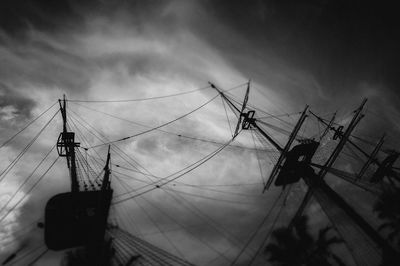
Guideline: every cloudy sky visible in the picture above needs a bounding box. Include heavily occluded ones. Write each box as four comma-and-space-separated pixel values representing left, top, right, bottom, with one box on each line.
1, 0, 399, 265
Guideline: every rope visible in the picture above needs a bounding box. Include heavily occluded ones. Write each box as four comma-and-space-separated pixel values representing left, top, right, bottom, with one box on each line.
250, 130, 266, 187
115, 176, 187, 260
70, 99, 272, 152
230, 191, 283, 265
0, 109, 59, 184
0, 101, 57, 150
247, 191, 286, 266
87, 94, 220, 148
221, 96, 234, 137
0, 144, 56, 216
138, 195, 233, 263
0, 156, 59, 223
67, 85, 212, 102
112, 137, 233, 204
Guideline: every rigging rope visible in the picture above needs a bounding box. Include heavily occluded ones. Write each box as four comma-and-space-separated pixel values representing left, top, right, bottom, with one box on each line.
221, 96, 234, 137
0, 109, 59, 184
70, 98, 272, 151
138, 194, 233, 263
0, 156, 59, 224
112, 137, 234, 204
115, 176, 187, 260
0, 101, 57, 150
87, 94, 220, 149
0, 144, 56, 217
229, 190, 284, 265
67, 85, 212, 103
247, 188, 289, 266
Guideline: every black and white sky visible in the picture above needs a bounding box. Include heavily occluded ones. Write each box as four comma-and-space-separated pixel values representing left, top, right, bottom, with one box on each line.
1, 1, 400, 265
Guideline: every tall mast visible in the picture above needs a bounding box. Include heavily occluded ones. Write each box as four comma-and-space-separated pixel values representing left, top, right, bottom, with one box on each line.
101, 145, 112, 191
57, 95, 80, 192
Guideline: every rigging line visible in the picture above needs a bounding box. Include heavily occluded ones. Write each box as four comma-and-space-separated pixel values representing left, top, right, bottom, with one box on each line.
169, 183, 265, 198
71, 99, 271, 152
223, 91, 295, 127
253, 126, 281, 162
221, 96, 234, 137
247, 189, 287, 266
0, 143, 56, 217
115, 165, 266, 198
115, 176, 188, 260
159, 185, 262, 260
27, 248, 49, 266
67, 84, 212, 102
250, 130, 266, 187
0, 156, 59, 224
253, 128, 280, 162
117, 174, 265, 204
176, 134, 274, 152
139, 194, 233, 264
230, 191, 284, 266
112, 138, 233, 205
72, 101, 219, 188
100, 156, 264, 189
113, 136, 234, 199
114, 230, 187, 266
87, 94, 220, 149
67, 115, 103, 174
161, 187, 257, 205
255, 119, 299, 139
159, 187, 260, 261
0, 101, 58, 150
0, 109, 59, 184
256, 112, 302, 120
68, 109, 149, 175
175, 182, 264, 187
114, 185, 144, 237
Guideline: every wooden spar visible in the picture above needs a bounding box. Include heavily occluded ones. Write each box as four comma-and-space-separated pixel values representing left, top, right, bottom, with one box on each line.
233, 82, 250, 138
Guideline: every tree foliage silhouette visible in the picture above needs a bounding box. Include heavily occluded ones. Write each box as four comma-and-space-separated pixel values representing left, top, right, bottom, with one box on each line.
265, 215, 345, 266
374, 187, 400, 248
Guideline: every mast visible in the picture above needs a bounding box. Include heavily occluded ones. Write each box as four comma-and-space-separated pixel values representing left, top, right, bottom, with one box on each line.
101, 145, 112, 191
57, 95, 80, 192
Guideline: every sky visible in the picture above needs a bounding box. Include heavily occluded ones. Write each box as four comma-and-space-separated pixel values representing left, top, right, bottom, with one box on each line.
0, 0, 399, 265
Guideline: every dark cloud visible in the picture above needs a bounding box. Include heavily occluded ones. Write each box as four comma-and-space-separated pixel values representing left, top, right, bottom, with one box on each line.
0, 0, 83, 36
0, 82, 36, 120
203, 0, 399, 92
